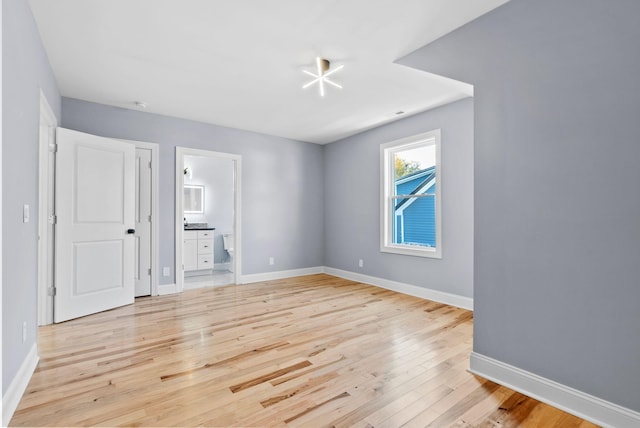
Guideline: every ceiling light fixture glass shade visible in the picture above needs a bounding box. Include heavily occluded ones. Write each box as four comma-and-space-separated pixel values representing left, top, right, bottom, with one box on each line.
302, 57, 343, 97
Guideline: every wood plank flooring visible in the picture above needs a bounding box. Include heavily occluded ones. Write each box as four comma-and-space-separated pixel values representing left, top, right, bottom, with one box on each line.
10, 274, 598, 427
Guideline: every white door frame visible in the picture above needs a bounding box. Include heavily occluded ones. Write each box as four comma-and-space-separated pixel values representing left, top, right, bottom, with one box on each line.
122, 139, 160, 297
175, 147, 242, 292
37, 90, 57, 325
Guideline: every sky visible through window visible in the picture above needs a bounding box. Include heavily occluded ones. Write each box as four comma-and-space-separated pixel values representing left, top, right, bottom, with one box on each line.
394, 145, 436, 180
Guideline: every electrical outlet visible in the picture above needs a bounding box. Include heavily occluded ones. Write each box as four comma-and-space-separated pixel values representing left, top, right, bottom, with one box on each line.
22, 321, 27, 343
269, 257, 275, 266
162, 267, 170, 277
358, 259, 364, 268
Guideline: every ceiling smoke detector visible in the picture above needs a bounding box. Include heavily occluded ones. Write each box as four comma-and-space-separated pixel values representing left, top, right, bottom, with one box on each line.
302, 57, 344, 97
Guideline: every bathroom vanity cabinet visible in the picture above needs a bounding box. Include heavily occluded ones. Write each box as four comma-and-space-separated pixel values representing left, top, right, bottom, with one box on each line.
184, 229, 214, 271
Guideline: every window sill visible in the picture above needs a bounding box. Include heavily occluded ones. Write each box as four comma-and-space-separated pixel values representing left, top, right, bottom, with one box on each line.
380, 244, 442, 259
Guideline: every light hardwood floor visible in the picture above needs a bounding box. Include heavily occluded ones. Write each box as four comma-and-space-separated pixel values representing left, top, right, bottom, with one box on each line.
10, 274, 597, 427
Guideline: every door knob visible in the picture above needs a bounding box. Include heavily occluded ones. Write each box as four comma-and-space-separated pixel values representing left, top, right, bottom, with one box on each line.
127, 229, 136, 234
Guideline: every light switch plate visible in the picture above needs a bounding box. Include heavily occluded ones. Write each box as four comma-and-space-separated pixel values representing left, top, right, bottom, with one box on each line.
23, 204, 30, 223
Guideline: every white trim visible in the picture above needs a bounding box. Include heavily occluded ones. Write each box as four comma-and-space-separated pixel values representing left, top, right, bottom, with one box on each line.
122, 139, 160, 297
0, 8, 3, 422
2, 343, 39, 427
470, 352, 640, 428
157, 283, 178, 296
176, 147, 242, 294
37, 91, 57, 325
240, 267, 324, 284
175, 148, 183, 292
380, 130, 442, 259
323, 267, 473, 310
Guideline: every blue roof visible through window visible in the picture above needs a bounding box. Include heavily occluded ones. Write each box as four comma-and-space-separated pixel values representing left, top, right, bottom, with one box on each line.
394, 166, 435, 211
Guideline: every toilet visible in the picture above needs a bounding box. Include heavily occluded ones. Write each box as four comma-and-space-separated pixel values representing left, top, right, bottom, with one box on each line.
222, 233, 234, 272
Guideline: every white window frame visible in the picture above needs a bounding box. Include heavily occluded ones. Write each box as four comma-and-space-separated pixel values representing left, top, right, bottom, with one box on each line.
380, 129, 442, 258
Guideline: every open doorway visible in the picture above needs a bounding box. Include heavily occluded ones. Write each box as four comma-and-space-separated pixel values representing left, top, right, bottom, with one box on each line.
174, 147, 241, 292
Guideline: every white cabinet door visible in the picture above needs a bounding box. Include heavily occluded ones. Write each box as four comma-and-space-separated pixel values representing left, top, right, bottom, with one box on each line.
54, 128, 135, 322
183, 237, 198, 271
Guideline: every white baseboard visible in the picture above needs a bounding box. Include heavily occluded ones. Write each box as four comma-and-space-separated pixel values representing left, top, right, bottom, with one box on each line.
470, 352, 640, 428
240, 266, 324, 284
157, 283, 177, 296
2, 343, 39, 427
164, 267, 472, 313
323, 267, 473, 310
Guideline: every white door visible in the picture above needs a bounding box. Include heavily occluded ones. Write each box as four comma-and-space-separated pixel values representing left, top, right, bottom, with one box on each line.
54, 128, 135, 322
134, 148, 152, 297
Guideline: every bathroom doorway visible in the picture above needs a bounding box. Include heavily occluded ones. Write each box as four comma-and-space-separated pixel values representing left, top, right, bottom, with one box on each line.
175, 147, 241, 292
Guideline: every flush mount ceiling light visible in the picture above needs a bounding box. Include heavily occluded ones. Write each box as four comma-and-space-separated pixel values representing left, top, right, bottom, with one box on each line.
302, 57, 344, 97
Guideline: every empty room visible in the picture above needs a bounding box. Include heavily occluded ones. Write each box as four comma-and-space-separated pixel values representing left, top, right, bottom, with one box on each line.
2, 0, 639, 426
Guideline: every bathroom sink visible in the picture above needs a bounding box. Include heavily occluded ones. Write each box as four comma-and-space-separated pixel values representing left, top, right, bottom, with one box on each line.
184, 223, 211, 230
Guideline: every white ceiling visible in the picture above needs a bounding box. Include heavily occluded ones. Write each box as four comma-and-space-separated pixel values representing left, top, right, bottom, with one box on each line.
28, 0, 509, 144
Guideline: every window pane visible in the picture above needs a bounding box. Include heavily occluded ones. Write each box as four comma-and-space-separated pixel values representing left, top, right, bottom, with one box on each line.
391, 194, 437, 248
392, 144, 437, 248
394, 145, 436, 182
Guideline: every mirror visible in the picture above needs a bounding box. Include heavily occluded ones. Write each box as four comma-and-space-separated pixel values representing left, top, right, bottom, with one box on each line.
184, 185, 204, 214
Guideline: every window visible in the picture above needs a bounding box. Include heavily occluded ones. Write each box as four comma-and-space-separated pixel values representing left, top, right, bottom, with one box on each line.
380, 130, 441, 258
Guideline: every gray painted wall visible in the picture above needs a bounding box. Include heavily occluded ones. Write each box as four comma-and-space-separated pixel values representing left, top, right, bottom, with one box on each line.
184, 155, 235, 265
324, 98, 474, 298
399, 0, 640, 412
61, 97, 324, 283
2, 0, 61, 394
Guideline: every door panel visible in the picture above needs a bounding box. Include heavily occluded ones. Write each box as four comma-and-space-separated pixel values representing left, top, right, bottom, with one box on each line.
54, 128, 135, 323
75, 145, 125, 223
73, 240, 124, 294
